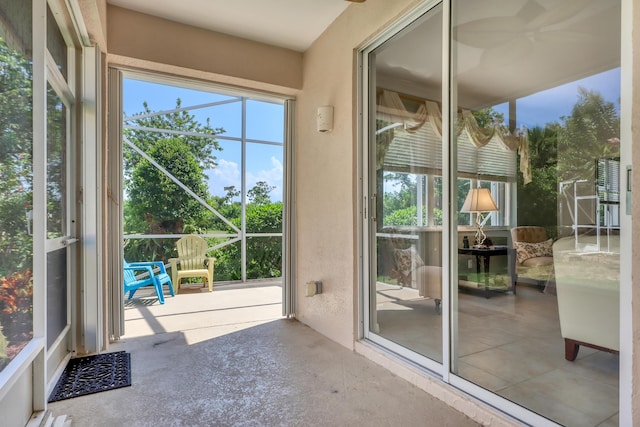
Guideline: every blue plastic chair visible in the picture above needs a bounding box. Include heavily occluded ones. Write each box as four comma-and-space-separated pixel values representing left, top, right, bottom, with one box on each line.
124, 260, 174, 304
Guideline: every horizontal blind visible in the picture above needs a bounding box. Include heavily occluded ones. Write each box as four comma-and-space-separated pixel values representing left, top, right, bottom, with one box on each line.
382, 118, 516, 182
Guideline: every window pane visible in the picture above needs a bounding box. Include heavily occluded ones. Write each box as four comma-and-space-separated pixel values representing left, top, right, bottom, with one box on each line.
47, 83, 67, 239
246, 100, 284, 142
452, 1, 620, 424
0, 0, 33, 373
369, 4, 443, 363
47, 5, 67, 80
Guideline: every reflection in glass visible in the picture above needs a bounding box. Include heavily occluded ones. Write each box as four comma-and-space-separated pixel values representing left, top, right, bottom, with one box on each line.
47, 83, 66, 239
369, 5, 443, 362
0, 0, 33, 372
452, 1, 620, 425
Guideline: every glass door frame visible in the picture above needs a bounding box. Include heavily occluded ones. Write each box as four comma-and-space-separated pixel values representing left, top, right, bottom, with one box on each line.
44, 36, 76, 356
358, 0, 632, 425
358, 0, 447, 378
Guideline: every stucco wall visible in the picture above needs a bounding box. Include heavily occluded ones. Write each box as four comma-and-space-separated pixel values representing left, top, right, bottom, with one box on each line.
78, 0, 107, 51
106, 5, 303, 91
294, 0, 421, 349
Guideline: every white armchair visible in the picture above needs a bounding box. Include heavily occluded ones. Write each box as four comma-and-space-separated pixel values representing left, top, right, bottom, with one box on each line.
552, 235, 619, 360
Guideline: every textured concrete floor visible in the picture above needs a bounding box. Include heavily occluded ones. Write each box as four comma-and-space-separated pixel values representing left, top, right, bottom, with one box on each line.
48, 282, 480, 426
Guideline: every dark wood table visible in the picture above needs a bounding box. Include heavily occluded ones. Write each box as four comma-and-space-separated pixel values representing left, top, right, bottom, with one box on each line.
458, 246, 515, 297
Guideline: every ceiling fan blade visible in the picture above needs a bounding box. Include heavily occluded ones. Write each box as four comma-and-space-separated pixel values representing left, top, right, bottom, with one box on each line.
455, 16, 525, 49
525, 0, 594, 30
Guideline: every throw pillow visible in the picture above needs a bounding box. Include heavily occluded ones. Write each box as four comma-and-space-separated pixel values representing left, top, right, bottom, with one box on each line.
393, 247, 425, 277
514, 239, 553, 264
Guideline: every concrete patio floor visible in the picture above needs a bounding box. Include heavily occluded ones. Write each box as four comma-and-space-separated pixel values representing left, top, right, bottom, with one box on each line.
48, 281, 481, 426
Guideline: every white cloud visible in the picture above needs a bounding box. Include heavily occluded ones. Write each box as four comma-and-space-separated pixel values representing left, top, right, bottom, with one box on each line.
247, 156, 283, 201
207, 157, 284, 202
208, 158, 241, 197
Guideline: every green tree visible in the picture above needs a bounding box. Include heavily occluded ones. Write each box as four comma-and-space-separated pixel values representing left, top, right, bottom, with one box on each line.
0, 37, 33, 278
557, 88, 620, 183
123, 100, 223, 261
247, 181, 275, 205
517, 125, 559, 235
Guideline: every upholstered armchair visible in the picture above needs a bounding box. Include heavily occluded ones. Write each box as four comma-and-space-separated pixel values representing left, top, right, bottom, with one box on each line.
553, 235, 620, 360
510, 226, 555, 291
391, 247, 442, 313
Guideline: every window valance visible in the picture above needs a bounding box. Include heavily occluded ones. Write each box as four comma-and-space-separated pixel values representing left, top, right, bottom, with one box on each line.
376, 90, 531, 184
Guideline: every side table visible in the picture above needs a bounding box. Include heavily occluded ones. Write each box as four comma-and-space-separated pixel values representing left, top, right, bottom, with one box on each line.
458, 246, 516, 297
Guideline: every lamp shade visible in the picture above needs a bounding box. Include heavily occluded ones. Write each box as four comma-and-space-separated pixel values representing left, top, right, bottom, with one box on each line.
461, 188, 498, 213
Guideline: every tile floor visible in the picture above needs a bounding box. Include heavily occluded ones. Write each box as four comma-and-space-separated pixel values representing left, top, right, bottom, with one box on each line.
375, 282, 619, 427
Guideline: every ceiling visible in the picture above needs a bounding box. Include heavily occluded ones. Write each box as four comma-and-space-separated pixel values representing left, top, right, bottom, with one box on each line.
107, 0, 353, 52
107, 0, 620, 108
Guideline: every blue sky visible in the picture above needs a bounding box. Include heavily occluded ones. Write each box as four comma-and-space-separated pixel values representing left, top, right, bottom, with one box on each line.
493, 68, 621, 129
123, 78, 284, 202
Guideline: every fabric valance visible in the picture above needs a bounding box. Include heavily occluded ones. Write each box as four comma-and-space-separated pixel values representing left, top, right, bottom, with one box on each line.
376, 90, 531, 184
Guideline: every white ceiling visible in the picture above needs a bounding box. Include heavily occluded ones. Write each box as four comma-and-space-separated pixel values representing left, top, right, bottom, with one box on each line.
107, 0, 352, 52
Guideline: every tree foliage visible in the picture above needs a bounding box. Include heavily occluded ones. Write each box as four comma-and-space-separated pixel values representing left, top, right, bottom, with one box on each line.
0, 37, 33, 278
123, 99, 283, 280
123, 100, 224, 260
557, 88, 620, 183
517, 125, 559, 235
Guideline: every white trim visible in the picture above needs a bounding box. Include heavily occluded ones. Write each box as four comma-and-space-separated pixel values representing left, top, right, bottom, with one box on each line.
32, 0, 48, 413
618, 0, 633, 424
441, 0, 452, 383
81, 45, 102, 353
0, 338, 45, 401
282, 99, 296, 317
122, 68, 291, 104
107, 67, 125, 340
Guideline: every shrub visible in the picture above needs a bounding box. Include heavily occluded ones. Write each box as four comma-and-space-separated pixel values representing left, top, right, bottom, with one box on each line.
0, 326, 7, 370
0, 269, 33, 342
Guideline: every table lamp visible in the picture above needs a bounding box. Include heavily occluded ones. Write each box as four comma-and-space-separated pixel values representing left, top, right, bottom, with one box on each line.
461, 187, 498, 246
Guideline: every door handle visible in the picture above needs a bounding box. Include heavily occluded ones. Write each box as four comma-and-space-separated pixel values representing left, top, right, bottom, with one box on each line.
62, 238, 79, 246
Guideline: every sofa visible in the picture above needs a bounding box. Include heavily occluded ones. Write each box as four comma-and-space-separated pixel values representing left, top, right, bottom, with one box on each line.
511, 226, 555, 292
552, 235, 620, 360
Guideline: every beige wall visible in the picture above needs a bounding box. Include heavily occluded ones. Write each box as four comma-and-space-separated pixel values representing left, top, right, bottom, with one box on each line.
294, 0, 420, 348
107, 5, 303, 91
78, 0, 107, 51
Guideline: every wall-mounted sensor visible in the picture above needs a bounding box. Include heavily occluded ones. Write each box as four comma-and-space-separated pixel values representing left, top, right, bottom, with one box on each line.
317, 106, 333, 132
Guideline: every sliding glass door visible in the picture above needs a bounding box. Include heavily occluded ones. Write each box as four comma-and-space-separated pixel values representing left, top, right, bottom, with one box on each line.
451, 1, 620, 425
363, 0, 622, 424
366, 3, 444, 365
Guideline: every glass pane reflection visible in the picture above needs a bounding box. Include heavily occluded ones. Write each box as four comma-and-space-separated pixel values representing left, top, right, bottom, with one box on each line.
47, 83, 67, 239
369, 4, 443, 363
452, 1, 620, 425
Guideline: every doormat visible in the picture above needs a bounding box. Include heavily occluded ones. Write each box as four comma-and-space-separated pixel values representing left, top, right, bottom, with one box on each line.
48, 351, 131, 402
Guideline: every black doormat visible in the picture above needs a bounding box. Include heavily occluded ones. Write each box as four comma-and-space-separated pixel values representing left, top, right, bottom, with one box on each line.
48, 351, 131, 402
